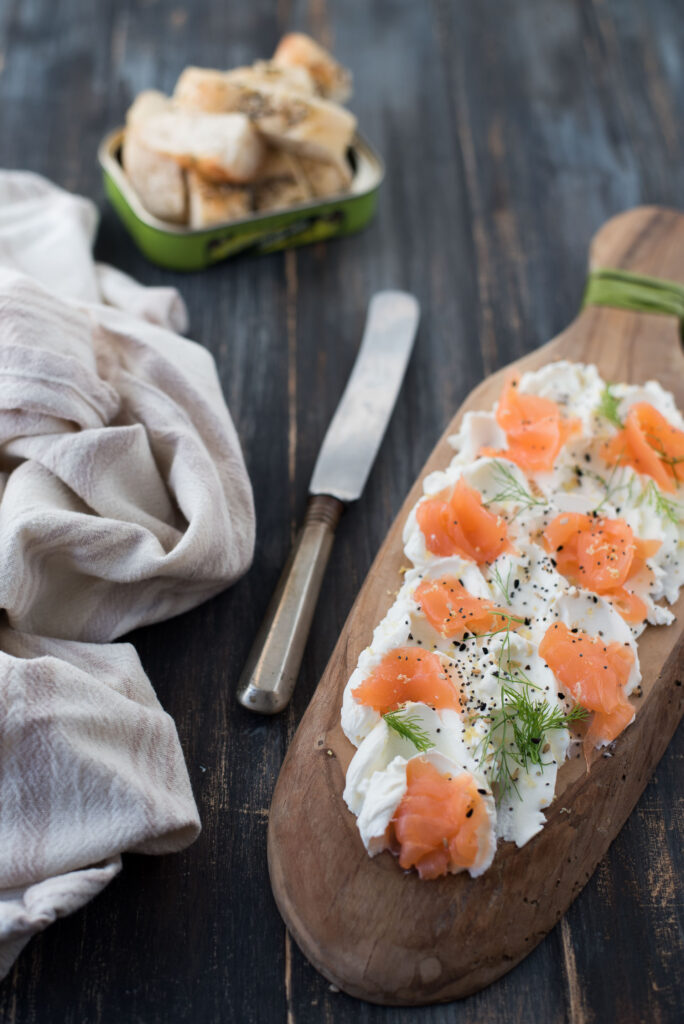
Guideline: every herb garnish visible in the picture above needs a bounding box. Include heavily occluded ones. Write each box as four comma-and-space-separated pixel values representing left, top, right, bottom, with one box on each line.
644, 432, 684, 485
490, 561, 514, 605
589, 458, 633, 514
470, 611, 526, 667
638, 479, 684, 525
597, 384, 623, 429
479, 684, 588, 800
383, 706, 434, 752
470, 614, 587, 802
486, 460, 548, 518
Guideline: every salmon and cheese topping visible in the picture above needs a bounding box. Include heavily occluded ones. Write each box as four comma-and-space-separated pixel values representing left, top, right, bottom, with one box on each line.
342, 361, 684, 878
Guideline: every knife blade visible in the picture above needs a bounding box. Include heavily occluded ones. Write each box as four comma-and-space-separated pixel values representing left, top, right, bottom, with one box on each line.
309, 291, 421, 501
237, 290, 420, 714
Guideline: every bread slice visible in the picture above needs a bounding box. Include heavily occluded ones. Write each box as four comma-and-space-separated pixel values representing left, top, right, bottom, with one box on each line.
235, 60, 316, 96
174, 69, 356, 166
122, 92, 188, 223
272, 33, 352, 102
173, 64, 312, 114
298, 154, 352, 197
122, 131, 188, 223
252, 148, 312, 213
141, 109, 266, 184
125, 89, 173, 127
187, 170, 252, 227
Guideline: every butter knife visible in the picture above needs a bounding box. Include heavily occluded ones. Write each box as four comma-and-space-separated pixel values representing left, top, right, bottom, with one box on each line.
237, 290, 420, 714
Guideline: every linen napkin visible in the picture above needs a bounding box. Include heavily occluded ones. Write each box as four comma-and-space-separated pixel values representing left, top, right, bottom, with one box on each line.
0, 172, 255, 977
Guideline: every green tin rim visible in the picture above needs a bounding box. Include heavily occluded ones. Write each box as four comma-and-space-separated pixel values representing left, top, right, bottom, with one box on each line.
99, 127, 384, 271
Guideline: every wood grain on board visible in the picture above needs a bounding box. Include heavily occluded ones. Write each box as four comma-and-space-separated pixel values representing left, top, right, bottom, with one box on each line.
0, 1, 682, 1022
268, 206, 684, 1004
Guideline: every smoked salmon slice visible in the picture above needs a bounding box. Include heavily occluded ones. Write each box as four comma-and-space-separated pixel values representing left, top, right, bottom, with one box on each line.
391, 758, 493, 879
603, 588, 649, 624
539, 622, 635, 758
481, 375, 581, 472
543, 513, 660, 624
352, 647, 463, 714
603, 402, 684, 494
414, 576, 516, 639
416, 478, 512, 562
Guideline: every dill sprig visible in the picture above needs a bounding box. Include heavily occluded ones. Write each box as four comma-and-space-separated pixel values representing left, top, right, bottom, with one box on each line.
471, 611, 525, 643
638, 479, 683, 525
383, 706, 434, 753
468, 612, 526, 665
486, 460, 547, 517
589, 458, 633, 514
470, 614, 587, 803
470, 611, 534, 695
645, 431, 684, 486
597, 384, 623, 429
480, 685, 588, 800
490, 561, 513, 605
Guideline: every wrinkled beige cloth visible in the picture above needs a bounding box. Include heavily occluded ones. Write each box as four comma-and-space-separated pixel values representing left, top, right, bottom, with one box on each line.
0, 172, 255, 977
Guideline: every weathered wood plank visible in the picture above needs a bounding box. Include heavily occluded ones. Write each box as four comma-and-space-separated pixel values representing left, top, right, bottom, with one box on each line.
0, 0, 681, 1021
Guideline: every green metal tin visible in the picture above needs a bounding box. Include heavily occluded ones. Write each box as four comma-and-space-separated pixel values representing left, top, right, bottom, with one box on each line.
98, 129, 384, 271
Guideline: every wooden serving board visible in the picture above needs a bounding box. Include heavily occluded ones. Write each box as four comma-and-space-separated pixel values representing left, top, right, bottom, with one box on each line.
267, 207, 684, 1005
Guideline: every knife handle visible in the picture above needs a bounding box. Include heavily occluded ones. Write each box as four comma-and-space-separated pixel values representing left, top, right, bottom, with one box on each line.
237, 495, 345, 714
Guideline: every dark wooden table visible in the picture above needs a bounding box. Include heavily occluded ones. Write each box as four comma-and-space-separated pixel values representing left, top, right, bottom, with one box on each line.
1, 1, 682, 1021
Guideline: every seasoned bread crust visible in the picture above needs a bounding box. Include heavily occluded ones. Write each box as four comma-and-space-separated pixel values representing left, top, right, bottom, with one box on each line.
140, 109, 266, 184
298, 154, 352, 197
187, 170, 252, 227
122, 102, 188, 223
252, 148, 312, 212
272, 33, 352, 102
174, 68, 356, 165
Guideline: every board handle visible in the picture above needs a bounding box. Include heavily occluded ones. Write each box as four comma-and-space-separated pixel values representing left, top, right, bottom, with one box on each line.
588, 206, 684, 290
237, 495, 344, 714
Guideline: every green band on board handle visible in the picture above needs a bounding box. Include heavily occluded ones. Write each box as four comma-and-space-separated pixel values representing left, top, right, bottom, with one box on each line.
583, 268, 684, 320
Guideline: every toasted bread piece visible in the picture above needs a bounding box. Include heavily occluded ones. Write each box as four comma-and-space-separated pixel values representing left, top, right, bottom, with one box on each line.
174, 70, 356, 165
123, 91, 189, 222
236, 60, 316, 95
187, 170, 252, 227
253, 177, 309, 214
141, 109, 266, 184
257, 147, 311, 185
272, 33, 352, 102
125, 89, 174, 127
122, 129, 188, 223
298, 154, 352, 197
172, 68, 233, 115
252, 148, 312, 212
173, 65, 312, 114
